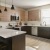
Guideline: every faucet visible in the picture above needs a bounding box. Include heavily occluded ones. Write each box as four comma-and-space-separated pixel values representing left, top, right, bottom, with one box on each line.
43, 21, 46, 26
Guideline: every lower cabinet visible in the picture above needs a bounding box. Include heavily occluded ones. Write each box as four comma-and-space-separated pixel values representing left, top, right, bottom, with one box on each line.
14, 28, 19, 30
12, 34, 25, 50
0, 34, 25, 50
21, 26, 31, 35
38, 27, 50, 39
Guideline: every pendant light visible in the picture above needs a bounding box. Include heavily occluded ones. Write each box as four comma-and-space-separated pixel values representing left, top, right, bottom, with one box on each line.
0, 0, 2, 13
0, 9, 2, 13
11, 0, 15, 10
4, 0, 7, 11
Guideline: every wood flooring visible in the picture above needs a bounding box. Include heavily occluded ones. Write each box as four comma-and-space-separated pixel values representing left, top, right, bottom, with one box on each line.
26, 35, 50, 50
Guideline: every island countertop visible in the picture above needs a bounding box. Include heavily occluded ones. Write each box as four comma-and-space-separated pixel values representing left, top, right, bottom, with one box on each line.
0, 28, 26, 38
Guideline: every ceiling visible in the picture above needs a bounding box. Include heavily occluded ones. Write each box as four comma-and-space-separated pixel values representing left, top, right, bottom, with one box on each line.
1, 0, 50, 9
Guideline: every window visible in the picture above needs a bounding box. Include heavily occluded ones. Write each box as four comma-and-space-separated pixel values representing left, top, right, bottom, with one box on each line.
41, 8, 50, 25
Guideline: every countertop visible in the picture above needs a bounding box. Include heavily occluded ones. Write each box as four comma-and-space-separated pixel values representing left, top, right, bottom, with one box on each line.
22, 25, 50, 27
7, 25, 50, 28
21, 25, 40, 26
38, 25, 50, 27
0, 28, 26, 38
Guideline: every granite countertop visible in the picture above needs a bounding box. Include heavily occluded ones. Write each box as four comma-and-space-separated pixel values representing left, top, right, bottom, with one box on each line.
39, 25, 50, 27
24, 25, 50, 27
7, 24, 50, 28
0, 28, 26, 38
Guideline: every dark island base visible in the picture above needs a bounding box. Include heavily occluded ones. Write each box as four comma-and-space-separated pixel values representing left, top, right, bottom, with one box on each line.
0, 34, 25, 50
12, 34, 25, 50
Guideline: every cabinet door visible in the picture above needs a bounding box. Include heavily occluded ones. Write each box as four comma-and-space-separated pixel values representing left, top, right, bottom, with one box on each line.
28, 9, 40, 21
21, 26, 31, 35
12, 34, 25, 50
38, 27, 50, 39
19, 10, 26, 21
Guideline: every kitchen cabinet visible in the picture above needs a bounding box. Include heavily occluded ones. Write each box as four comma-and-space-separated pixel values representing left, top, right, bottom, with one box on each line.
38, 27, 50, 39
32, 27, 37, 36
28, 9, 40, 21
14, 28, 19, 30
19, 10, 26, 21
0, 34, 25, 50
12, 34, 25, 50
21, 26, 32, 35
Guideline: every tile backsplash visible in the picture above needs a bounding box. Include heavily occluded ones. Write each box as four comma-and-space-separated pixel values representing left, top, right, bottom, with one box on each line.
0, 21, 40, 28
26, 21, 40, 26
0, 22, 9, 28
0, 21, 17, 28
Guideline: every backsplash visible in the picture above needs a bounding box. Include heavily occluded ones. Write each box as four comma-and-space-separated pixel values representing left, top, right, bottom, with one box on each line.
0, 22, 8, 28
0, 21, 40, 28
0, 21, 17, 28
26, 21, 40, 26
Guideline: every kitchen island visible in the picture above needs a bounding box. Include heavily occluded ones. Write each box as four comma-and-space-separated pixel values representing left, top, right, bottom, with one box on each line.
0, 28, 26, 50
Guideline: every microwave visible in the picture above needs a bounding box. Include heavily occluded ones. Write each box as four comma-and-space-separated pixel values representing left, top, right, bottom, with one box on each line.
10, 15, 19, 21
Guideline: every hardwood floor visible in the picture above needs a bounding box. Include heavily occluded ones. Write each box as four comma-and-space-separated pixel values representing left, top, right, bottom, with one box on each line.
26, 35, 50, 50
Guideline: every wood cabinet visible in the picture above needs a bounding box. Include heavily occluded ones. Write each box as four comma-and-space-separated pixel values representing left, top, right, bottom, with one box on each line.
21, 26, 31, 35
28, 9, 40, 21
38, 27, 50, 39
0, 34, 25, 50
19, 10, 26, 21
12, 34, 25, 50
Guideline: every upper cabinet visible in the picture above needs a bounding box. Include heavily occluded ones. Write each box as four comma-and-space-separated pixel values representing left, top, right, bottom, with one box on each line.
19, 9, 26, 21
28, 9, 40, 21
